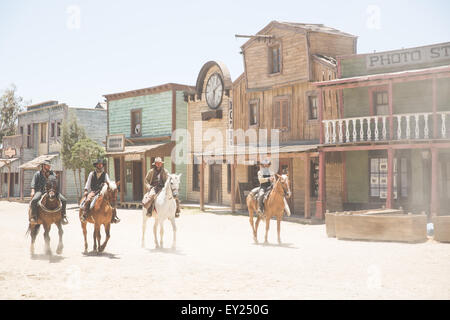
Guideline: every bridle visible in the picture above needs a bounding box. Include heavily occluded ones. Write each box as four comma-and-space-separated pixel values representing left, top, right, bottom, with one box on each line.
275, 175, 291, 199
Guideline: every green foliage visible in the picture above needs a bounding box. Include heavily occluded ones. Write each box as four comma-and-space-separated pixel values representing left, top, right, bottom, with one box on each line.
71, 138, 105, 173
61, 112, 86, 170
0, 84, 25, 143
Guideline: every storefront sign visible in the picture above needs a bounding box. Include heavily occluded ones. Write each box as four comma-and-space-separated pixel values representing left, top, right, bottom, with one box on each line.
366, 42, 450, 70
106, 134, 125, 152
4, 147, 16, 158
124, 153, 141, 161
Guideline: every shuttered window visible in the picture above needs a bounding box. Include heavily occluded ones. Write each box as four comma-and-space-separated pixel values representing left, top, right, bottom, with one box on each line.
273, 97, 290, 131
269, 44, 281, 74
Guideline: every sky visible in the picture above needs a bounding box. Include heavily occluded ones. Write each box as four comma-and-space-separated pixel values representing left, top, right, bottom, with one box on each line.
0, 0, 449, 108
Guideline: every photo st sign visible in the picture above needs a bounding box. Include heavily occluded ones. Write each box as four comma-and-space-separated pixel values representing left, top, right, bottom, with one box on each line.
366, 42, 450, 70
106, 134, 125, 152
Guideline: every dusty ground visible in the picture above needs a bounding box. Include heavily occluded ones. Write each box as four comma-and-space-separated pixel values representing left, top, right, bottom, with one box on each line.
0, 201, 449, 300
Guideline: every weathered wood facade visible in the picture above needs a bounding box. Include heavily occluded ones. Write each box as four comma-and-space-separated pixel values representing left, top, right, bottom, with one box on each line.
315, 42, 450, 218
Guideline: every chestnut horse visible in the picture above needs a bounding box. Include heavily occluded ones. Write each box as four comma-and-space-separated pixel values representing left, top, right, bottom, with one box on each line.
26, 182, 64, 256
79, 181, 119, 253
246, 174, 291, 244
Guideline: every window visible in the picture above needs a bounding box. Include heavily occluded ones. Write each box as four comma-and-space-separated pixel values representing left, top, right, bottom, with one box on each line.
131, 109, 142, 137
15, 173, 19, 184
369, 156, 409, 200
51, 123, 55, 138
227, 164, 231, 194
249, 100, 259, 126
19, 126, 23, 135
268, 44, 281, 74
311, 158, 319, 198
40, 123, 47, 143
308, 95, 318, 120
3, 173, 7, 184
373, 91, 389, 115
273, 97, 290, 131
27, 124, 32, 148
57, 122, 61, 137
192, 158, 200, 191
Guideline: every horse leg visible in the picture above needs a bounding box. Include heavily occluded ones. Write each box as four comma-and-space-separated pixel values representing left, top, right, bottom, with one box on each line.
159, 219, 164, 249
93, 224, 98, 252
95, 224, 102, 253
255, 215, 261, 244
264, 216, 270, 244
43, 223, 52, 255
169, 217, 176, 250
277, 216, 282, 244
99, 223, 110, 253
56, 222, 64, 255
142, 208, 148, 248
248, 206, 257, 243
30, 224, 40, 256
153, 218, 159, 248
82, 221, 88, 253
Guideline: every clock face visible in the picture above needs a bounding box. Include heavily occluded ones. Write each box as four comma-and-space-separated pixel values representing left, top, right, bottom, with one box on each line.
205, 73, 223, 109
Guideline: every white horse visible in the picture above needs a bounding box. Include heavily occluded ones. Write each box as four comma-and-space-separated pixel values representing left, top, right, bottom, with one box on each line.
142, 173, 181, 249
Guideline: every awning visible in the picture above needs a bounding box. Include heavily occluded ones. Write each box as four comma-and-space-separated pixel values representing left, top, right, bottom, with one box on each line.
19, 154, 59, 170
193, 144, 318, 157
0, 158, 19, 169
105, 141, 174, 156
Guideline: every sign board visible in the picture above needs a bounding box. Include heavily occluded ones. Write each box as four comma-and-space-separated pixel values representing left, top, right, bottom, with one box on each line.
124, 153, 141, 161
366, 42, 450, 70
106, 134, 125, 152
4, 147, 16, 158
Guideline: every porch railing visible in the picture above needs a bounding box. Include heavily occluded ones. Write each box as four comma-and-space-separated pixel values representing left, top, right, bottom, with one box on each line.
322, 111, 450, 144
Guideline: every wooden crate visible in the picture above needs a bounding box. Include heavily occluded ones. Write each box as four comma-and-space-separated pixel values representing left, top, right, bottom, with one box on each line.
334, 211, 427, 243
432, 216, 450, 243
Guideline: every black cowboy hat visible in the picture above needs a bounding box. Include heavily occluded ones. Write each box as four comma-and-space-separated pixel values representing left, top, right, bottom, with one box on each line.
40, 159, 52, 166
93, 158, 106, 166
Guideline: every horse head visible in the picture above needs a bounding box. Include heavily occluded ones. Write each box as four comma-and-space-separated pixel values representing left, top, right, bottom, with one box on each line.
275, 174, 291, 199
101, 181, 119, 208
167, 173, 182, 198
41, 176, 61, 211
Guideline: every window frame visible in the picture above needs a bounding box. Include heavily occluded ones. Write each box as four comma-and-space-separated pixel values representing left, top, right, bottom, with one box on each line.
130, 109, 143, 137
306, 91, 319, 121
248, 99, 260, 127
267, 42, 282, 75
272, 95, 291, 132
40, 122, 47, 143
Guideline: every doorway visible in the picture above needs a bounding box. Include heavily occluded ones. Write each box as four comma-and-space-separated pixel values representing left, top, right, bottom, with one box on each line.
209, 164, 222, 204
132, 161, 143, 201
278, 158, 294, 213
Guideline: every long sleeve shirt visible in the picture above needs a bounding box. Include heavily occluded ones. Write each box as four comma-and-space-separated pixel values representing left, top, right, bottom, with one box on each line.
258, 168, 274, 186
31, 170, 57, 193
84, 171, 111, 193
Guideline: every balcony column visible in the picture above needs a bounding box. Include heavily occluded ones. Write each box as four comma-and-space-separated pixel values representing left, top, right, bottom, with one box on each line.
304, 152, 311, 218
315, 151, 326, 219
432, 77, 438, 139
319, 88, 324, 144
388, 81, 394, 140
231, 155, 236, 213
431, 147, 439, 216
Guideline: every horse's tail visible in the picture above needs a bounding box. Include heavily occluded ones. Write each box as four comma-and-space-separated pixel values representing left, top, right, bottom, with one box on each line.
25, 224, 40, 237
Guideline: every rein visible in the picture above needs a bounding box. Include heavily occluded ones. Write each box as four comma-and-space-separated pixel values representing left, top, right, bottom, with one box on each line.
38, 194, 62, 213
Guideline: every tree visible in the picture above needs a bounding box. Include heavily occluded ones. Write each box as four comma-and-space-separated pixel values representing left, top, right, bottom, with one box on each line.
0, 84, 25, 143
61, 112, 86, 199
71, 138, 105, 196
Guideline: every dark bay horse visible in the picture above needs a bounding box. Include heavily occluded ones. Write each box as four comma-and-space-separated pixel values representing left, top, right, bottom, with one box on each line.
246, 174, 291, 244
79, 181, 119, 253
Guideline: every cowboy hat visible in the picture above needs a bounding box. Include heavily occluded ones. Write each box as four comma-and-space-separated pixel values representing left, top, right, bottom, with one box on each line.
93, 158, 106, 166
40, 159, 52, 166
152, 157, 164, 165
261, 158, 271, 166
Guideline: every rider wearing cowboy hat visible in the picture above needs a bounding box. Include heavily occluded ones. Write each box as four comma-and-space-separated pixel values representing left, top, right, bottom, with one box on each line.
143, 157, 180, 218
29, 159, 68, 225
256, 158, 275, 215
81, 158, 120, 223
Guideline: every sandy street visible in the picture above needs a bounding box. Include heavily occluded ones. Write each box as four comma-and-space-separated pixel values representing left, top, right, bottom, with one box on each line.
0, 201, 449, 300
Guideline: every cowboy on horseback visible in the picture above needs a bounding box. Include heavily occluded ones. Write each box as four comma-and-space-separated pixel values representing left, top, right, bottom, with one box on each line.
29, 160, 68, 225
143, 157, 180, 218
256, 158, 275, 216
81, 158, 120, 224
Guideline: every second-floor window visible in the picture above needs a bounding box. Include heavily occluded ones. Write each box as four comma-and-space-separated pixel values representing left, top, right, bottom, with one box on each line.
40, 123, 47, 143
51, 123, 55, 138
27, 124, 32, 148
269, 44, 281, 74
131, 109, 142, 137
57, 122, 61, 137
374, 91, 389, 115
308, 95, 318, 120
273, 97, 290, 131
249, 100, 259, 126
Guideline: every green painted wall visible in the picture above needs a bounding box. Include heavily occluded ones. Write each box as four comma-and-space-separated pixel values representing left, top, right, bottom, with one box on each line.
175, 91, 188, 200
109, 91, 173, 138
346, 151, 369, 203
343, 87, 370, 118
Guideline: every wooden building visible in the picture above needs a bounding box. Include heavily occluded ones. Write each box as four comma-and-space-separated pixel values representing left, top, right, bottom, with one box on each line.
187, 21, 357, 217
1, 101, 107, 201
104, 83, 194, 206
314, 42, 450, 218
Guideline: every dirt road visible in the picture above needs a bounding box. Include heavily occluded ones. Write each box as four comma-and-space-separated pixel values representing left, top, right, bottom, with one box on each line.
0, 202, 449, 299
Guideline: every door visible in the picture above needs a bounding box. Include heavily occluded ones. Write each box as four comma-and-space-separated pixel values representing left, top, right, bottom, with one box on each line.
209, 164, 222, 204
132, 161, 143, 201
9, 173, 14, 197
278, 158, 294, 213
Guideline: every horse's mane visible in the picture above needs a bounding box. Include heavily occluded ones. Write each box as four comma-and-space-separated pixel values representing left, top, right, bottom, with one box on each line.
100, 181, 117, 197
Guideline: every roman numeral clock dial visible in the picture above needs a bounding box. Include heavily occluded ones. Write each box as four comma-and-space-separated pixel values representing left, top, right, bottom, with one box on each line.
205, 73, 224, 110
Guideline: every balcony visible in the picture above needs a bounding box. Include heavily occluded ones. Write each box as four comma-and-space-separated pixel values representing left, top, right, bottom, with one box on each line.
322, 111, 450, 145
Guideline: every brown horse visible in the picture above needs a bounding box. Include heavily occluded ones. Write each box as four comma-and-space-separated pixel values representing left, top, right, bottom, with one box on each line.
79, 181, 119, 253
26, 186, 64, 256
246, 174, 291, 244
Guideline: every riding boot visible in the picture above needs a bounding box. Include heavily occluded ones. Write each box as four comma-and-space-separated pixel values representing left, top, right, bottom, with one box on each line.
258, 195, 265, 216
61, 209, 68, 225
81, 204, 90, 222
175, 198, 180, 218
146, 203, 154, 217
111, 208, 120, 224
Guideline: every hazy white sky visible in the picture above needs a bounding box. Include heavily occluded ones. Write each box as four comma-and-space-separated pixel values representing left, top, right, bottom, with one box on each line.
1, 0, 449, 107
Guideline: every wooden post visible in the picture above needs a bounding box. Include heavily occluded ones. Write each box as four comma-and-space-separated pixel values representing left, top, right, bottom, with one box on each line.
20, 168, 24, 200
342, 152, 347, 203
143, 152, 147, 195
432, 77, 438, 139
120, 156, 125, 205
200, 156, 205, 211
315, 151, 326, 219
386, 148, 394, 209
304, 153, 311, 218
431, 147, 439, 216
388, 81, 394, 140
7, 164, 11, 201
231, 155, 236, 213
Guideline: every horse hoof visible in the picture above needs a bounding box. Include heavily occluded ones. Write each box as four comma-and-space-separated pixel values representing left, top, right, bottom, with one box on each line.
56, 248, 63, 255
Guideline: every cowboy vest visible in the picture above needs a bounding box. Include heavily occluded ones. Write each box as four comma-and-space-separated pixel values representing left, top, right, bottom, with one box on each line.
31, 170, 57, 193
91, 171, 106, 192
